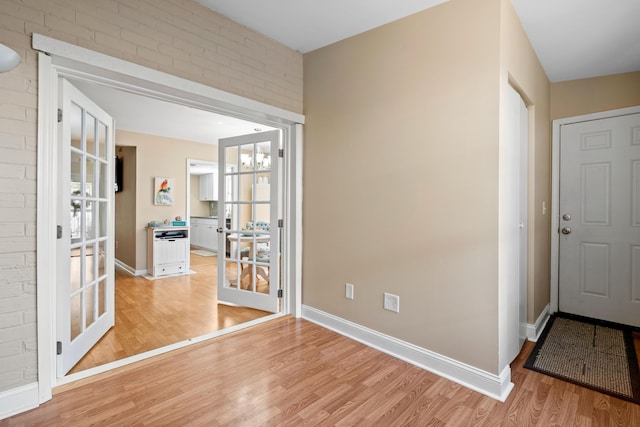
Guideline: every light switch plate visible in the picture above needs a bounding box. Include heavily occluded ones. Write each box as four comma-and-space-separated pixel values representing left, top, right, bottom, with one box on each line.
345, 283, 354, 300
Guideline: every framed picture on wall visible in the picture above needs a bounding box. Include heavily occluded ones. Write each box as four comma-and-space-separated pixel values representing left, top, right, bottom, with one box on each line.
154, 177, 174, 205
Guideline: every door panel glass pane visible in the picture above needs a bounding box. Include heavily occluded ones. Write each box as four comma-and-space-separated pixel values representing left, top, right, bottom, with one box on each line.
85, 113, 96, 157
239, 174, 252, 203
256, 141, 271, 172
98, 201, 108, 238
98, 279, 106, 317
255, 172, 270, 201
254, 204, 270, 224
85, 284, 95, 328
85, 201, 95, 239
225, 145, 239, 171
238, 204, 252, 231
99, 160, 108, 199
71, 152, 82, 196
85, 244, 97, 285
70, 292, 82, 341
98, 240, 106, 278
70, 208, 81, 241
70, 102, 82, 150
85, 157, 95, 197
226, 173, 238, 202
225, 231, 239, 262
70, 247, 83, 293
225, 261, 240, 289
240, 144, 253, 172
98, 121, 106, 159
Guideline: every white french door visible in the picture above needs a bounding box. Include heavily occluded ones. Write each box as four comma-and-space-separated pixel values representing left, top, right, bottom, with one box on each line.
559, 112, 640, 327
56, 79, 115, 376
502, 85, 528, 363
217, 130, 281, 313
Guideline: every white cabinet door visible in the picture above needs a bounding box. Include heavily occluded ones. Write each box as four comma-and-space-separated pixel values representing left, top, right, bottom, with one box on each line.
190, 217, 218, 251
190, 218, 202, 246
202, 222, 218, 251
199, 172, 218, 201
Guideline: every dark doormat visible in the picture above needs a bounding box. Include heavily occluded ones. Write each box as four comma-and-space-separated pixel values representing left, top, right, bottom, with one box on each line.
524, 312, 640, 405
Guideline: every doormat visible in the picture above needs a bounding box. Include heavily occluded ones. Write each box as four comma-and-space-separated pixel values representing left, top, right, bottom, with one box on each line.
191, 250, 216, 257
524, 313, 640, 404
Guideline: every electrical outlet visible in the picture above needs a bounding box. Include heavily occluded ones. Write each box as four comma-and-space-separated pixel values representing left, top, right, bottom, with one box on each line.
383, 292, 399, 313
345, 283, 354, 300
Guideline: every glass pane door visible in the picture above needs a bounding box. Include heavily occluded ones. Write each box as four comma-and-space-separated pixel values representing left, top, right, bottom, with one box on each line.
57, 79, 115, 376
218, 130, 280, 313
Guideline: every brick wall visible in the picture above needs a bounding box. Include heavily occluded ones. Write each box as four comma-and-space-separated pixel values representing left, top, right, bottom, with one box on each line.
0, 0, 302, 393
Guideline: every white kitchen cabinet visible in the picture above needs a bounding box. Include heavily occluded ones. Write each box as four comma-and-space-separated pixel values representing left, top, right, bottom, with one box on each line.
199, 171, 218, 201
147, 227, 190, 277
190, 217, 218, 252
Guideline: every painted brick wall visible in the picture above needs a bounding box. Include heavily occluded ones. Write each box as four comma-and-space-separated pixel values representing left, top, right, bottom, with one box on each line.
0, 0, 302, 393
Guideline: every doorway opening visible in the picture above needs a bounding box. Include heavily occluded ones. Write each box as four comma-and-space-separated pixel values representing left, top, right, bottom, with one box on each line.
36, 34, 303, 399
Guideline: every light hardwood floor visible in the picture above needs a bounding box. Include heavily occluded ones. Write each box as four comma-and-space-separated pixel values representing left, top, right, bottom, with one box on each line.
5, 318, 640, 426
69, 251, 270, 373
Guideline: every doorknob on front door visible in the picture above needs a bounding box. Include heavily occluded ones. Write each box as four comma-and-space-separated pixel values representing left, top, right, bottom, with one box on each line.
562, 214, 571, 221
561, 227, 572, 235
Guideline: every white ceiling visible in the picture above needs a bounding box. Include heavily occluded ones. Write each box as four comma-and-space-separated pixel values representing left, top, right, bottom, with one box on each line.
196, 0, 449, 54
71, 80, 274, 147
511, 0, 640, 82
198, 0, 640, 83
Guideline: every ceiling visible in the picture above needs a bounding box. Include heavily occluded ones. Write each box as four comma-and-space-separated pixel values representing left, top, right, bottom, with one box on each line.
71, 80, 274, 147
198, 0, 640, 83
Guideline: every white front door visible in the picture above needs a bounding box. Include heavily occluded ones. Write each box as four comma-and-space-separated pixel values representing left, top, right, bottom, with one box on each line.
217, 130, 281, 313
559, 112, 640, 327
57, 79, 116, 376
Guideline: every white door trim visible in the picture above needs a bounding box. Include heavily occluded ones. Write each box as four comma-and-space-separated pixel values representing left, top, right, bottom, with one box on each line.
35, 34, 304, 406
550, 105, 640, 315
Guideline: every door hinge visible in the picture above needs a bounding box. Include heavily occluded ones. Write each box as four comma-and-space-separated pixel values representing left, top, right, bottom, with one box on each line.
57, 225, 62, 239
277, 289, 283, 298
278, 148, 284, 158
56, 341, 62, 355
57, 108, 62, 123
278, 219, 283, 228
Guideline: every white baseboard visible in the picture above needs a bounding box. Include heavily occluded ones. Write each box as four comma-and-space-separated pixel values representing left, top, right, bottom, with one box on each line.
0, 382, 39, 420
525, 304, 550, 342
114, 259, 146, 276
302, 305, 514, 402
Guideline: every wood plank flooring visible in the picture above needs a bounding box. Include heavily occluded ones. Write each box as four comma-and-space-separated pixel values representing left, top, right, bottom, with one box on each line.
70, 252, 270, 373
5, 317, 640, 426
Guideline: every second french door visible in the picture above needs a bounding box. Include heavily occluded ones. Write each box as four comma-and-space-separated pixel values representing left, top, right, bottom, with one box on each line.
217, 130, 282, 313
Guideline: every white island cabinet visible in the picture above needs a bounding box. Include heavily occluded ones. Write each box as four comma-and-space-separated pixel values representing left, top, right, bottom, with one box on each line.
190, 217, 218, 252
146, 226, 190, 277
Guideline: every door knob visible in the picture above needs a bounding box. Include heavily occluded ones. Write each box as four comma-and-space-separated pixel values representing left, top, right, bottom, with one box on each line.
562, 214, 571, 221
561, 227, 572, 235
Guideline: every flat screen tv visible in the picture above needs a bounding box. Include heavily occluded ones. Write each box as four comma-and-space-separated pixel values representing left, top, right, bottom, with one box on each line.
115, 156, 123, 192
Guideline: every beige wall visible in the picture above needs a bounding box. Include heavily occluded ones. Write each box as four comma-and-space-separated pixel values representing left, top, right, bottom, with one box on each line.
114, 145, 137, 268
116, 130, 219, 271
303, 0, 503, 373
0, 0, 302, 392
550, 72, 640, 120
499, 1, 551, 327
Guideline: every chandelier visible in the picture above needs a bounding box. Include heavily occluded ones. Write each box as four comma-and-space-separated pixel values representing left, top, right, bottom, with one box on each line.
241, 147, 271, 170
